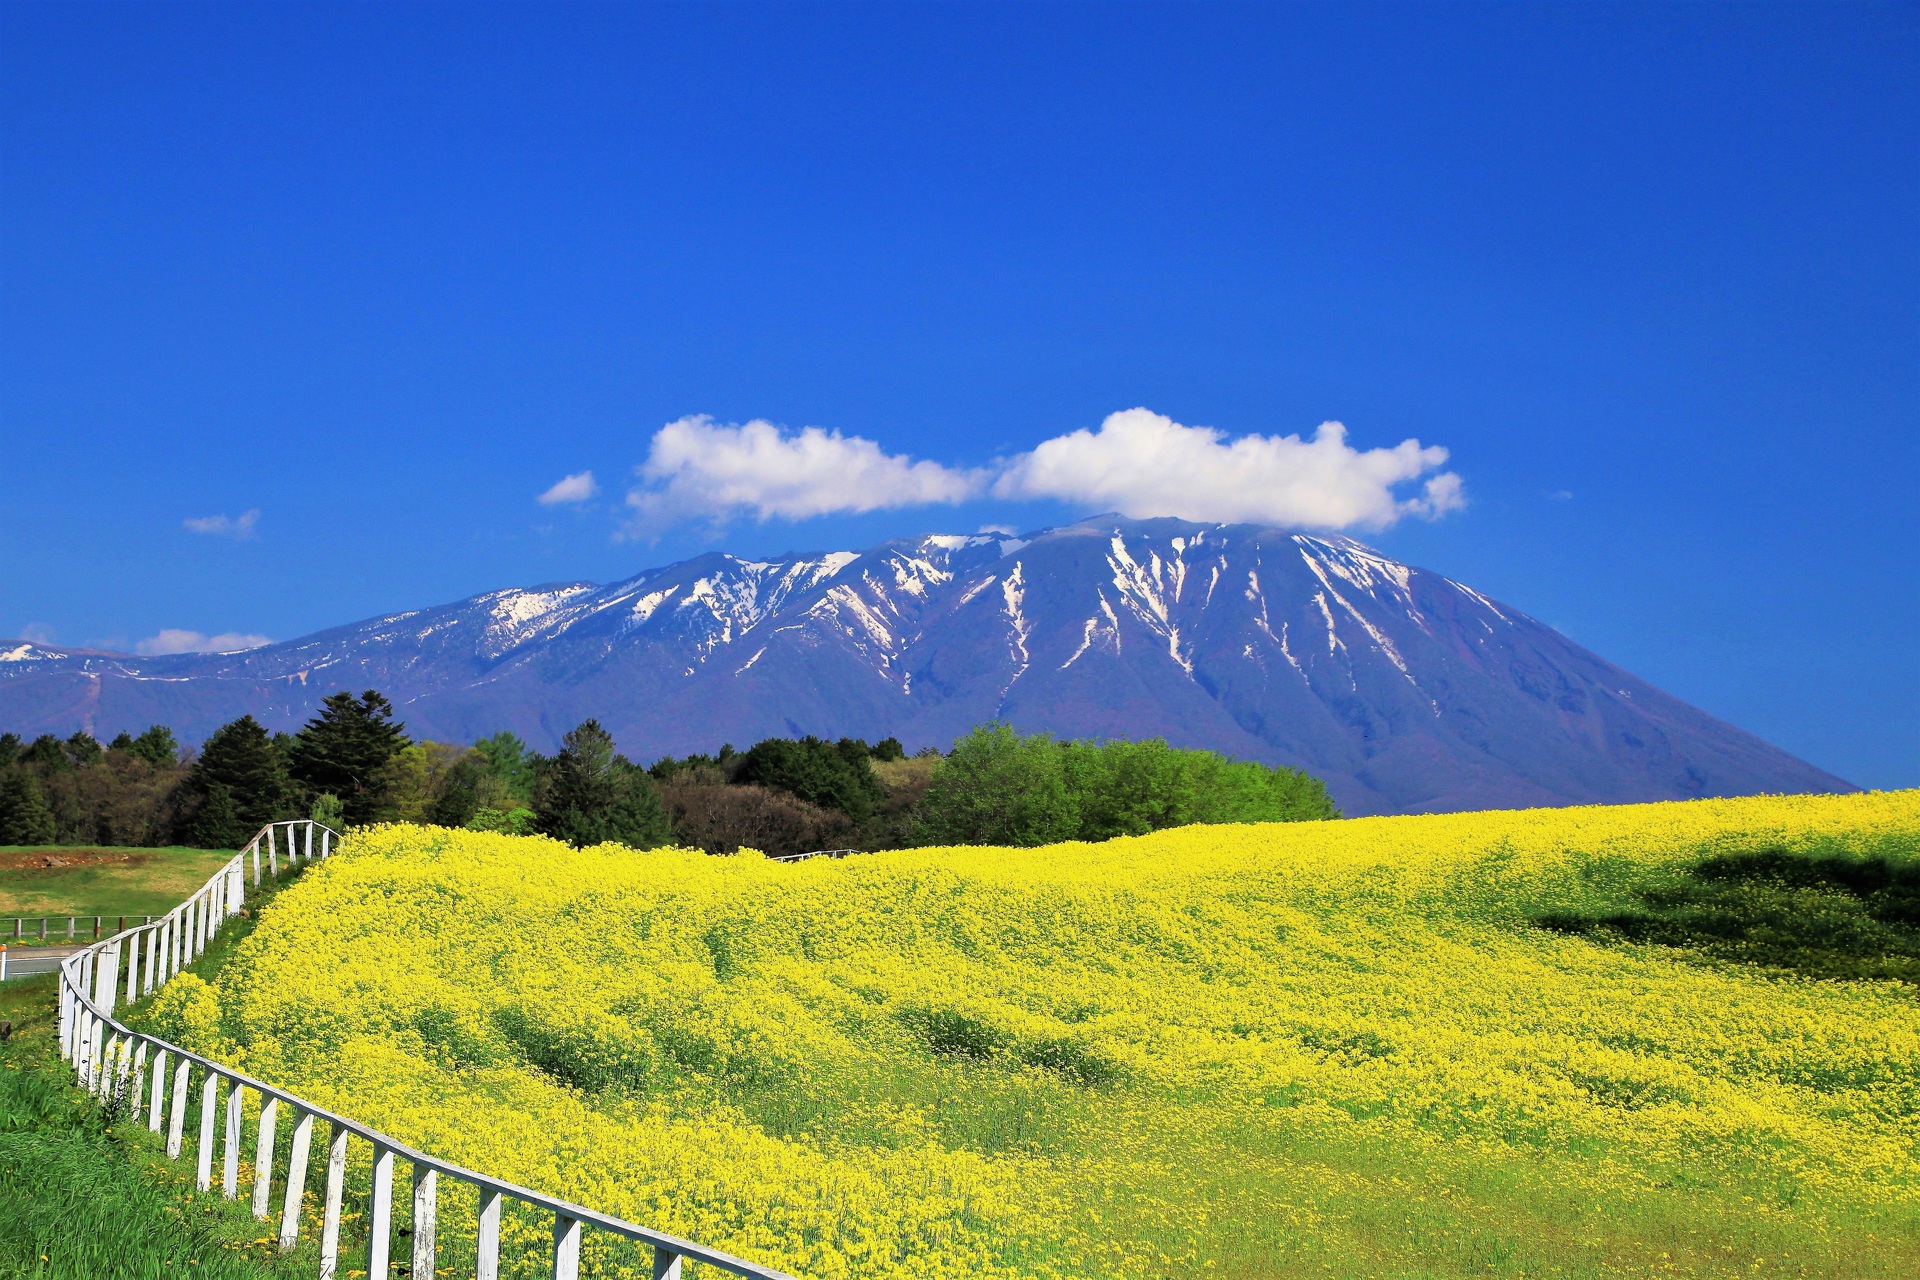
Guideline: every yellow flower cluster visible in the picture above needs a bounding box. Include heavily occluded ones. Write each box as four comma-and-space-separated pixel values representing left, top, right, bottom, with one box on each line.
148, 792, 1920, 1278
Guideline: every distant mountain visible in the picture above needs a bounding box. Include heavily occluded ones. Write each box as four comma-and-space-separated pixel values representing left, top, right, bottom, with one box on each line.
0, 517, 1852, 816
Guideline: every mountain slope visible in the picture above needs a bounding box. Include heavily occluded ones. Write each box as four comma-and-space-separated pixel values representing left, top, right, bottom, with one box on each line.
0, 518, 1852, 815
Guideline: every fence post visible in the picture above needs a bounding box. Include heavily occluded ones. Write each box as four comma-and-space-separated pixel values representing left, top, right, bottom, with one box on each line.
412, 1164, 438, 1278
130, 1041, 149, 1121
252, 838, 262, 887
320, 1121, 348, 1279
322, 827, 331, 858
268, 825, 278, 877
476, 1187, 502, 1280
654, 1246, 686, 1279
229, 862, 244, 916
553, 1213, 583, 1280
252, 1096, 280, 1219
168, 1058, 191, 1158
95, 942, 119, 1016
279, 1108, 314, 1250
368, 1144, 395, 1278
222, 1077, 244, 1198
89, 1018, 106, 1094
196, 1073, 219, 1190
305, 821, 314, 861
148, 1048, 169, 1133
96, 1032, 119, 1098
125, 931, 141, 1003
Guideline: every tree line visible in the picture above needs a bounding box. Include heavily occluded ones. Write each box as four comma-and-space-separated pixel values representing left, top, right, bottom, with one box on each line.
0, 690, 1338, 854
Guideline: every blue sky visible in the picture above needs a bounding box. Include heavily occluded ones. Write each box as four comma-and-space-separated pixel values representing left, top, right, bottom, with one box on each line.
2, 3, 1914, 788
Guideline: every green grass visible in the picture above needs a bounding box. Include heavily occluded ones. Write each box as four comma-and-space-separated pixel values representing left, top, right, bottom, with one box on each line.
0, 848, 360, 1280
0, 846, 236, 923
0, 975, 308, 1280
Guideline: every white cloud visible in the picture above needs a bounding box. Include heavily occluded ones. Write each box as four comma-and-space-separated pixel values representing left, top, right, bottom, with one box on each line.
18, 622, 56, 645
619, 408, 1465, 534
992, 408, 1465, 530
183, 509, 261, 538
537, 471, 599, 505
627, 415, 986, 529
135, 629, 272, 656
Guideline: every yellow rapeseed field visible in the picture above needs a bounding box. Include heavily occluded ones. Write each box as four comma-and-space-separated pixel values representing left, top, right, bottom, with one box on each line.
146, 792, 1920, 1278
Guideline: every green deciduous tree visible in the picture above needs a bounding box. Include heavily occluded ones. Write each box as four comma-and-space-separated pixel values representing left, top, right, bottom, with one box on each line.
917, 723, 1080, 847
535, 720, 672, 850
921, 724, 1339, 847
127, 725, 181, 767
287, 690, 411, 824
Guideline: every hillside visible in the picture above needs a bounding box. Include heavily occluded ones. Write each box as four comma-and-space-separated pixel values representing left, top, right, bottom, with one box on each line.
0, 518, 1852, 815
143, 793, 1920, 1278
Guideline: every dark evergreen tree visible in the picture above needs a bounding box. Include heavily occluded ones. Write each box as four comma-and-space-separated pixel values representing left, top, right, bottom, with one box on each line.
20, 735, 68, 771
0, 768, 57, 845
733, 736, 886, 821
65, 732, 103, 767
535, 720, 672, 850
0, 733, 19, 767
180, 715, 293, 842
287, 690, 411, 824
186, 782, 245, 850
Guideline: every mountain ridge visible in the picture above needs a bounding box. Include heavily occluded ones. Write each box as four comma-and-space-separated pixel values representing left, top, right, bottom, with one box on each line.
0, 517, 1852, 816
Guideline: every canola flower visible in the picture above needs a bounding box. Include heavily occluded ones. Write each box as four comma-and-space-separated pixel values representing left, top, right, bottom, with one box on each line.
143, 792, 1920, 1278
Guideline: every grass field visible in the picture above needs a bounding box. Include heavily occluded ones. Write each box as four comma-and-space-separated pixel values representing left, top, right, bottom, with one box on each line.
130, 791, 1920, 1279
0, 846, 235, 922
0, 972, 309, 1279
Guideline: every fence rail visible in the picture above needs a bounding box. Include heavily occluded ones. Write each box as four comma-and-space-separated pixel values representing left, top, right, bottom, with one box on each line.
8, 915, 158, 946
58, 818, 796, 1280
766, 847, 862, 863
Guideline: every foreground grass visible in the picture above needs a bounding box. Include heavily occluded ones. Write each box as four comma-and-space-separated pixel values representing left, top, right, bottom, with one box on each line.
0, 846, 235, 921
137, 793, 1920, 1278
0, 976, 304, 1280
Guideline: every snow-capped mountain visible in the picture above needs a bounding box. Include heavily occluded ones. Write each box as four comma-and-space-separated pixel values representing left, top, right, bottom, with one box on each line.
0, 517, 1852, 815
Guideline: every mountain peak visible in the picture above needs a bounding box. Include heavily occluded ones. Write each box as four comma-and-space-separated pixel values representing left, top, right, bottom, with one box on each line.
0, 524, 1851, 815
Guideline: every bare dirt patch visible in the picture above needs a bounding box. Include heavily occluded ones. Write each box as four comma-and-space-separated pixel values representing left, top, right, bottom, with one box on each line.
0, 849, 151, 872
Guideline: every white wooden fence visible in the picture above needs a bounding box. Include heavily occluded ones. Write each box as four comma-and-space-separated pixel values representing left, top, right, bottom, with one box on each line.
57, 818, 797, 1280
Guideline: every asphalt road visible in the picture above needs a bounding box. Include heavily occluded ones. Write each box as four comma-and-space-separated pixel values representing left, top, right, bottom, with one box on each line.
1, 944, 81, 979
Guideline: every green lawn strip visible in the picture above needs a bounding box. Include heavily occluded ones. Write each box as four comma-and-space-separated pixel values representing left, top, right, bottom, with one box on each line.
0, 846, 238, 922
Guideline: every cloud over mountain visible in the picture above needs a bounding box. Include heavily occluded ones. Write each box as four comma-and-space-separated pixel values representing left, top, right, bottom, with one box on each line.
627, 415, 986, 528
134, 629, 272, 656
621, 409, 1464, 533
995, 410, 1464, 529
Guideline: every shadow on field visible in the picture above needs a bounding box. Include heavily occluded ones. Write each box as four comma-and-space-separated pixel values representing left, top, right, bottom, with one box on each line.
1537, 848, 1920, 983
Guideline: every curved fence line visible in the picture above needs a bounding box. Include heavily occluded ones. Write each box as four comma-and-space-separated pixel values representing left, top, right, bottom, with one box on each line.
57, 819, 796, 1280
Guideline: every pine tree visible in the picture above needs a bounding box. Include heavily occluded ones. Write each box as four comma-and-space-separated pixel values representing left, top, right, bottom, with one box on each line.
0, 768, 57, 845
287, 690, 410, 824
535, 720, 672, 850
186, 782, 245, 850
181, 715, 293, 842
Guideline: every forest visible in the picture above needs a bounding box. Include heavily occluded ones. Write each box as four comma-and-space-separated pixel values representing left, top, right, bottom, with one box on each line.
0, 692, 1339, 857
